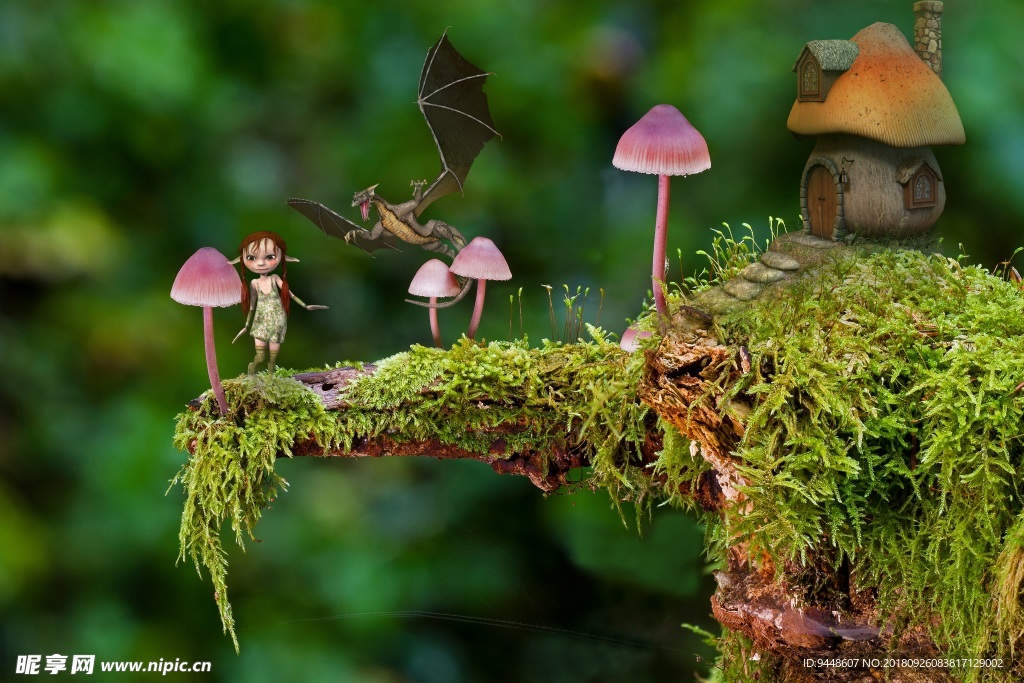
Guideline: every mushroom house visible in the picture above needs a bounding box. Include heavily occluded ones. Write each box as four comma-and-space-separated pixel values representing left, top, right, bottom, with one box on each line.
787, 1, 964, 240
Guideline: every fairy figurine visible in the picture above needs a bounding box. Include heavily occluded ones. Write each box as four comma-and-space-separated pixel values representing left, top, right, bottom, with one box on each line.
232, 231, 327, 374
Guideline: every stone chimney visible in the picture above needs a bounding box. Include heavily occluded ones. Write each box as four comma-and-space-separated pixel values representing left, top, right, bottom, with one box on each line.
913, 1, 943, 78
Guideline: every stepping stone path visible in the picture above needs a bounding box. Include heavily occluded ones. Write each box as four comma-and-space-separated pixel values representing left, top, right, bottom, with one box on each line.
741, 262, 787, 284
693, 231, 844, 315
724, 278, 764, 300
785, 233, 842, 249
759, 251, 800, 271
698, 287, 745, 314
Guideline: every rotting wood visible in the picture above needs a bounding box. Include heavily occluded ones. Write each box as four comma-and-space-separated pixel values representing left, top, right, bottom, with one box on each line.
638, 326, 752, 505
712, 563, 952, 683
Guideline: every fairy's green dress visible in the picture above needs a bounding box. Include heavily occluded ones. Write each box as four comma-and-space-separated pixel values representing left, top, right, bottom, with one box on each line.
250, 279, 287, 343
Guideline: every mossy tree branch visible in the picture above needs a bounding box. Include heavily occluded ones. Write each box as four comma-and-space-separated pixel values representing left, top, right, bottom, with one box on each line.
278, 365, 653, 493
184, 358, 721, 500
174, 246, 1024, 681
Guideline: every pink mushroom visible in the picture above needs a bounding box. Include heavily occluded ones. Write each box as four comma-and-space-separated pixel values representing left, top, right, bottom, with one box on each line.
613, 104, 710, 317
171, 248, 242, 415
408, 259, 462, 348
449, 237, 511, 340
619, 325, 653, 353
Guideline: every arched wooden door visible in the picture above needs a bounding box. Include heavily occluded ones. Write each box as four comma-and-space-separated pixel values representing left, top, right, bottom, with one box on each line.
807, 165, 836, 239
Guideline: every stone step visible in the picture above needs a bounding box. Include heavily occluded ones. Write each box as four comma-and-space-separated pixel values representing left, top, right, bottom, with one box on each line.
785, 233, 838, 249
741, 262, 788, 284
696, 287, 745, 314
724, 278, 764, 301
760, 251, 801, 271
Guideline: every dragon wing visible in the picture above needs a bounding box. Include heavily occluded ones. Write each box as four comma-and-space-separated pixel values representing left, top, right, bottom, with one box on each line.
287, 198, 401, 255
415, 31, 500, 218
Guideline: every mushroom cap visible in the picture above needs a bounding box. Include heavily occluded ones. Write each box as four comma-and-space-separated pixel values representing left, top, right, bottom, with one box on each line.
620, 326, 653, 352
409, 259, 462, 297
786, 23, 965, 147
449, 237, 512, 281
171, 247, 242, 307
612, 104, 711, 176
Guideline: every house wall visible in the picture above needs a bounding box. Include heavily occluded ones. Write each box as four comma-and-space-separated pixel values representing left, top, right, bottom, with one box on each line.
802, 135, 946, 238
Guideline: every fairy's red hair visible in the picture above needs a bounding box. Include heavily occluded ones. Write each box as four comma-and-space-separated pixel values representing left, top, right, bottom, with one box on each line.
238, 231, 290, 316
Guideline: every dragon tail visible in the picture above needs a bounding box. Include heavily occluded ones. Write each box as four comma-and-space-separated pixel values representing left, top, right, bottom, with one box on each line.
406, 276, 474, 309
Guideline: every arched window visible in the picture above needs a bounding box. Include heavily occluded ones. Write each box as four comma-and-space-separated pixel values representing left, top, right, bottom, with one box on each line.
802, 61, 819, 97
914, 173, 933, 202
900, 162, 939, 209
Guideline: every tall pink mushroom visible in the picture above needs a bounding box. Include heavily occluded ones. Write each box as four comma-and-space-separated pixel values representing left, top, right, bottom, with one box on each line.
449, 236, 511, 340
408, 259, 462, 348
613, 104, 710, 317
171, 248, 242, 415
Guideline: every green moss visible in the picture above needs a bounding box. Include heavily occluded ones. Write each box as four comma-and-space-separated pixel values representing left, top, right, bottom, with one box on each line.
171, 329, 656, 650
703, 628, 777, 682
694, 247, 1024, 680
169, 375, 341, 652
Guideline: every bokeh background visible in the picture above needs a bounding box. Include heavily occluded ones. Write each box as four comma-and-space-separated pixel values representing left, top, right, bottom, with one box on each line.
1, 0, 1021, 680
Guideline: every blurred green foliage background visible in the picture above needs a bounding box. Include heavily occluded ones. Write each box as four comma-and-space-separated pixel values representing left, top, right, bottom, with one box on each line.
1, 0, 1020, 680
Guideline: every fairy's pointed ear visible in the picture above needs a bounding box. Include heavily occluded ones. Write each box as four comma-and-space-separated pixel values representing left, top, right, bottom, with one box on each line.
285, 256, 300, 262
228, 256, 241, 265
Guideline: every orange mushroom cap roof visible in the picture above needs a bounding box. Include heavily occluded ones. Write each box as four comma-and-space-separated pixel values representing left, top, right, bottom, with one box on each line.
786, 22, 965, 147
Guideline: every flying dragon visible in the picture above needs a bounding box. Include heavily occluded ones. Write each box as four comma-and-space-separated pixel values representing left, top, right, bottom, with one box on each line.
288, 31, 500, 263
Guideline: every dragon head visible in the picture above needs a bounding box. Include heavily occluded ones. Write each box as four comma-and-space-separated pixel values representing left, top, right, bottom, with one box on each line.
352, 184, 379, 222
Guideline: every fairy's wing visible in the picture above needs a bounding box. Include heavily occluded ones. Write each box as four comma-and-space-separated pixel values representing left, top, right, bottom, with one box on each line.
287, 198, 401, 255
415, 31, 500, 218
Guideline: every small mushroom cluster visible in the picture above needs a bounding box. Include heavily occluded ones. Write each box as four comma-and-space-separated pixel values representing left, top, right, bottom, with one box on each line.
406, 236, 511, 345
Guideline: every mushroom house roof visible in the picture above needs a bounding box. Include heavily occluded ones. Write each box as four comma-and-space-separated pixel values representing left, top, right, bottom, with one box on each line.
894, 157, 939, 184
787, 22, 965, 148
793, 40, 859, 72
613, 104, 711, 177
171, 247, 242, 307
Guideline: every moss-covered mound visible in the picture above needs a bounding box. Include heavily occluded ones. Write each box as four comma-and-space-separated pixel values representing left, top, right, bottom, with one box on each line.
702, 247, 1024, 680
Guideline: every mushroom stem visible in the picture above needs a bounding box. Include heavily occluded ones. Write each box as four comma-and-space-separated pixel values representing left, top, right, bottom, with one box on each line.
429, 297, 443, 347
203, 306, 229, 415
652, 173, 671, 317
467, 279, 487, 340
